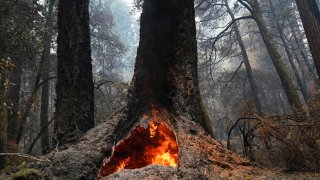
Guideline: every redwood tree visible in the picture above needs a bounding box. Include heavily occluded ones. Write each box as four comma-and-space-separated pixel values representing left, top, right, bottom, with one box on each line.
114, 0, 212, 141
296, 0, 320, 78
40, 0, 55, 154
54, 0, 94, 145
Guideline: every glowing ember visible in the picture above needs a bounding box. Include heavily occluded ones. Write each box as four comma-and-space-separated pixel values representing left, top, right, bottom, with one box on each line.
98, 109, 179, 177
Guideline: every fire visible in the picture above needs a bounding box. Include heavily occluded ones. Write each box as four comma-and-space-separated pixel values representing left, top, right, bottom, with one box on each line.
98, 109, 179, 177
114, 157, 129, 173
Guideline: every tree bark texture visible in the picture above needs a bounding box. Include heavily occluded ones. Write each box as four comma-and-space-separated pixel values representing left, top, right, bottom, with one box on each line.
55, 0, 94, 145
225, 0, 263, 115
296, 0, 320, 78
114, 0, 212, 141
251, 0, 304, 111
130, 0, 200, 119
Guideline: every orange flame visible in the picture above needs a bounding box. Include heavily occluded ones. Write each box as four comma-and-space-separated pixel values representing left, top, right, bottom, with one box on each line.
98, 109, 178, 177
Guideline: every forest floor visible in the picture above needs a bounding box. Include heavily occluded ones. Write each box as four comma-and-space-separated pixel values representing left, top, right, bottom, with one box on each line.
0, 108, 319, 179
98, 166, 320, 180
1, 165, 319, 179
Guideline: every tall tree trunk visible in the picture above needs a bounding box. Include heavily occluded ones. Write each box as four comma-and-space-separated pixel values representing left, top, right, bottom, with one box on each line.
114, 0, 213, 142
6, 57, 22, 148
268, 0, 309, 102
0, 64, 8, 169
225, 0, 263, 115
296, 0, 320, 78
40, 72, 50, 154
250, 0, 304, 111
39, 0, 55, 154
54, 0, 94, 145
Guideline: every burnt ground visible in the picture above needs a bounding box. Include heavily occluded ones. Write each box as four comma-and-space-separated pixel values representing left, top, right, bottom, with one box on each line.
1, 107, 320, 179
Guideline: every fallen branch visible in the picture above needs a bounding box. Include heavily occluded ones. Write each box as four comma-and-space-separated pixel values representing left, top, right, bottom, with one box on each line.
0, 153, 51, 163
227, 116, 259, 149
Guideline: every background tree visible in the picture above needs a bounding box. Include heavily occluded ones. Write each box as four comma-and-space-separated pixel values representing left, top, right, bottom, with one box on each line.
241, 0, 303, 111
0, 0, 45, 152
224, 0, 263, 115
267, 0, 309, 102
54, 0, 94, 145
0, 59, 12, 169
39, 0, 55, 154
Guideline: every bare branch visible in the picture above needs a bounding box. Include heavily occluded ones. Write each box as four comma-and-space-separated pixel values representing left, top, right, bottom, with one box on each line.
237, 0, 254, 15
0, 153, 51, 162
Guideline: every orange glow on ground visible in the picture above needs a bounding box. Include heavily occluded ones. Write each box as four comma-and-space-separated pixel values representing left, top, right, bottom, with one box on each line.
98, 109, 179, 177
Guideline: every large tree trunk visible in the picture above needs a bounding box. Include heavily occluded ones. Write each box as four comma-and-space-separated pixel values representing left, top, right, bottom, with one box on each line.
295, 0, 320, 78
114, 0, 212, 142
250, 0, 304, 111
225, 0, 263, 115
40, 0, 55, 155
54, 0, 94, 145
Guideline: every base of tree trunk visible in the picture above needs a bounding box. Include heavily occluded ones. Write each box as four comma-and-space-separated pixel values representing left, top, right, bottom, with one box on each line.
38, 107, 253, 179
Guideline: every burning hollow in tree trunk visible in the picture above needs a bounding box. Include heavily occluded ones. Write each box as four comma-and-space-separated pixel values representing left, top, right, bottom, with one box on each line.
98, 108, 179, 177
38, 0, 251, 179
98, 0, 213, 177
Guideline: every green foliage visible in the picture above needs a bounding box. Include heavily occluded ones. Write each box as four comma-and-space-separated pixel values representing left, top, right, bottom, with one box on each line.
0, 165, 15, 174
12, 168, 42, 180
0, 0, 45, 66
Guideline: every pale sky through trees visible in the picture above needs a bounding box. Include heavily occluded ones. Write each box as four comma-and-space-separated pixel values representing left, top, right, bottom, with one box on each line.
111, 0, 140, 81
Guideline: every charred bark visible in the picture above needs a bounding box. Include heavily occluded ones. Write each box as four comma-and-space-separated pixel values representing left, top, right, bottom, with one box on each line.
54, 0, 94, 145
114, 0, 212, 141
296, 0, 320, 78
